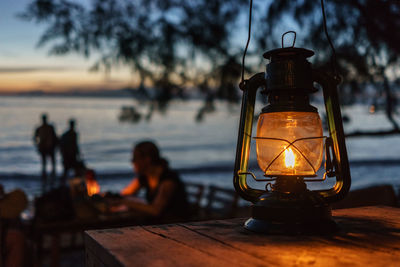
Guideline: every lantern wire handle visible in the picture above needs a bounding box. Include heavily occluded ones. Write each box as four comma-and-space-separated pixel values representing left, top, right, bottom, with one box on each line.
238, 171, 276, 182
281, 31, 296, 48
241, 0, 253, 84
321, 0, 339, 78
304, 171, 328, 182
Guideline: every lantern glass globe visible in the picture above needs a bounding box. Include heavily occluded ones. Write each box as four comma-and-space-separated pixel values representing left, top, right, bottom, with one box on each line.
256, 111, 324, 176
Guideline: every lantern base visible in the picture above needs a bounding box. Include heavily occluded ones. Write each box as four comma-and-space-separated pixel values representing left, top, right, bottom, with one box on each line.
244, 191, 337, 234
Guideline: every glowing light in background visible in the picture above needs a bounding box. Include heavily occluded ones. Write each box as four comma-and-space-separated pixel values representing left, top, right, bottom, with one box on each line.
86, 180, 100, 197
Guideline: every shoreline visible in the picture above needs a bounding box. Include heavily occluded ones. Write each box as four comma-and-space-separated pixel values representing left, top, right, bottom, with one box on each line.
2, 158, 400, 180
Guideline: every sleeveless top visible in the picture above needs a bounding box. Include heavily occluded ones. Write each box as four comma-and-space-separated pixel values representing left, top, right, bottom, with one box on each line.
138, 168, 189, 222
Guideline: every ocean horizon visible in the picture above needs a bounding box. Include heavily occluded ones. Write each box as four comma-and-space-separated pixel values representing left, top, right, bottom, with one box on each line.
1, 95, 399, 199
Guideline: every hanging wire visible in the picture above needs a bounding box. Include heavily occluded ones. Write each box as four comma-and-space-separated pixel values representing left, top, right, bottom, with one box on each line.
241, 0, 337, 81
241, 0, 253, 84
321, 0, 339, 78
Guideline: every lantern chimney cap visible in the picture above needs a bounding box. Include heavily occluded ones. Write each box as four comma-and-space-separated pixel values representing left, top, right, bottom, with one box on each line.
263, 47, 314, 61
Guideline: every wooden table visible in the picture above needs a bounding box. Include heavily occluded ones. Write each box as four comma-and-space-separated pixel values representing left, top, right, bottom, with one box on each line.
85, 206, 400, 266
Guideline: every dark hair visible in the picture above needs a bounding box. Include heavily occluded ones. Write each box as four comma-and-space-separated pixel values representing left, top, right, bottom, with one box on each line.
133, 141, 168, 166
69, 119, 76, 128
41, 113, 48, 123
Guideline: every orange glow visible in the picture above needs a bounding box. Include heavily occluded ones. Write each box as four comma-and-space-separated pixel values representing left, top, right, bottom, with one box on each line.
86, 180, 100, 197
256, 111, 324, 176
369, 105, 376, 114
284, 147, 295, 168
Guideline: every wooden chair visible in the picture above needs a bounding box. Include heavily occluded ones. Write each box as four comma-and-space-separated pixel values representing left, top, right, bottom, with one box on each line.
332, 184, 398, 210
204, 185, 239, 219
184, 182, 205, 220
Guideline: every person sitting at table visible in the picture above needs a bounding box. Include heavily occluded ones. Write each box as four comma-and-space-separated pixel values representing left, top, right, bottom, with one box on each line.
118, 141, 190, 223
0, 184, 28, 267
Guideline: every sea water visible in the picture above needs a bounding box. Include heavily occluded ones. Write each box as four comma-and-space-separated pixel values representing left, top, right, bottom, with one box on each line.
0, 96, 399, 198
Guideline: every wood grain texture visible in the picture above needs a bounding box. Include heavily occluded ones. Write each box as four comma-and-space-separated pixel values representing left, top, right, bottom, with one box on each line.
85, 206, 400, 267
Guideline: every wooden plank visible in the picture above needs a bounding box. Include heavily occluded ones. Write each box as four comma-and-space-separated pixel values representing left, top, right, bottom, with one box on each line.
144, 223, 272, 267
181, 206, 400, 267
333, 205, 400, 220
86, 226, 235, 267
85, 248, 107, 267
85, 232, 124, 267
85, 206, 400, 267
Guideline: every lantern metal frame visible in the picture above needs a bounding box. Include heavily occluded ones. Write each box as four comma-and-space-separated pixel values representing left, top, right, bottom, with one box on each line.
233, 47, 351, 234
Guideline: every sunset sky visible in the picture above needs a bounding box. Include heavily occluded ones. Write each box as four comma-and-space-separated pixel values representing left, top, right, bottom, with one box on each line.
0, 0, 134, 93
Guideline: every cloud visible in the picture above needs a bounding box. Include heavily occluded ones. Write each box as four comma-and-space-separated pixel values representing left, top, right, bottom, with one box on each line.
0, 66, 72, 74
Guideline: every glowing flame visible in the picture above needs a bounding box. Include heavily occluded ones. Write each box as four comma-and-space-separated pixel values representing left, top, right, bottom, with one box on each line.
369, 105, 376, 114
87, 180, 100, 197
285, 147, 295, 168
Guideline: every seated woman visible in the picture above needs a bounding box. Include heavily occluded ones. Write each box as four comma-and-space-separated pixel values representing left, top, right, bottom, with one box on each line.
118, 141, 189, 223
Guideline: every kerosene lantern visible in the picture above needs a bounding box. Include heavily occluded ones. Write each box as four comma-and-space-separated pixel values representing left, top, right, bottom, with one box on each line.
233, 40, 351, 234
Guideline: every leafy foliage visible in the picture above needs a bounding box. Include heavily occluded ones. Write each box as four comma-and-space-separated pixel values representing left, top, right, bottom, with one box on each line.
21, 0, 247, 120
257, 0, 400, 107
21, 0, 399, 125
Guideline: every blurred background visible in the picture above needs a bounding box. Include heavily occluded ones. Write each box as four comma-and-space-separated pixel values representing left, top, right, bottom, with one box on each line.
0, 0, 399, 199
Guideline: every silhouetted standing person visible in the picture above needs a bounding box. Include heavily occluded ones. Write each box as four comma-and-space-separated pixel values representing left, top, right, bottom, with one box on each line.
33, 114, 58, 192
60, 119, 81, 185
